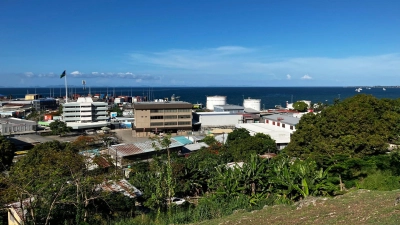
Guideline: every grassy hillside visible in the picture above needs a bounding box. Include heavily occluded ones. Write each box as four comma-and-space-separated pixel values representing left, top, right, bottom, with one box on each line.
194, 189, 400, 225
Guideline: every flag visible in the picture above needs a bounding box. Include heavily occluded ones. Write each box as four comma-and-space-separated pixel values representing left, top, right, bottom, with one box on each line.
60, 70, 66, 79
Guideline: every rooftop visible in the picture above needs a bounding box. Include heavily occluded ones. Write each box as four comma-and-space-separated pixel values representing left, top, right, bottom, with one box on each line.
96, 179, 142, 198
133, 101, 192, 109
236, 123, 293, 143
263, 114, 300, 126
0, 117, 37, 125
109, 136, 193, 157
214, 105, 244, 110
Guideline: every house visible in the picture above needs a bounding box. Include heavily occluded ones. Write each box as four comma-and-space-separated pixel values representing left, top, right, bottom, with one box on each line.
262, 114, 300, 132
6, 198, 33, 225
236, 123, 293, 150
180, 142, 209, 155
96, 179, 142, 199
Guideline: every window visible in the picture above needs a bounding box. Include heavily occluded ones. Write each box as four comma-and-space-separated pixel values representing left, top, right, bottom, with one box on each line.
150, 116, 163, 119
178, 115, 191, 119
282, 124, 285, 128
164, 122, 177, 126
164, 115, 177, 119
178, 109, 190, 112
178, 121, 191, 125
277, 122, 280, 126
150, 122, 163, 126
290, 126, 293, 130
272, 121, 275, 125
266, 120, 269, 124
164, 109, 177, 113
150, 109, 164, 113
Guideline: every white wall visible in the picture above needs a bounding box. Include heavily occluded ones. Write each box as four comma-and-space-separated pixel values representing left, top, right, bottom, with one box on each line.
264, 119, 296, 133
199, 114, 242, 127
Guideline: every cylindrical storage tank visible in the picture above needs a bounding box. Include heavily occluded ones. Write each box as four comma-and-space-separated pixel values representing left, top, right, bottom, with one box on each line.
206, 96, 227, 111
243, 98, 261, 111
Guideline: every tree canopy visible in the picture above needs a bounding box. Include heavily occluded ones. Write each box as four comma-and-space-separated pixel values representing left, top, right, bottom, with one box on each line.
293, 101, 309, 112
285, 94, 400, 164
0, 136, 16, 171
49, 120, 72, 136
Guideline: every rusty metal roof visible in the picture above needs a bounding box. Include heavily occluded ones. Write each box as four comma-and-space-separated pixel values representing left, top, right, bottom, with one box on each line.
109, 136, 192, 157
96, 179, 142, 198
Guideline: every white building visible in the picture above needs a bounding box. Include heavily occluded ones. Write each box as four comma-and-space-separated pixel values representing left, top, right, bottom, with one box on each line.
62, 97, 109, 129
0, 118, 37, 135
263, 114, 300, 132
236, 123, 292, 150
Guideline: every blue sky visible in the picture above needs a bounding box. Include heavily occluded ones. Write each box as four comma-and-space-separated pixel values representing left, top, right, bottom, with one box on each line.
1, 0, 400, 87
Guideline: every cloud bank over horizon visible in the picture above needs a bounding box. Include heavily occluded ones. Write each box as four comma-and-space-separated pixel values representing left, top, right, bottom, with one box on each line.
6, 45, 400, 87
129, 46, 400, 86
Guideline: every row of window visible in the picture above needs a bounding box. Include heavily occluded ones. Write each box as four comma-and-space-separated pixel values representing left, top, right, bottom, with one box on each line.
149, 109, 191, 113
150, 115, 191, 119
266, 120, 294, 130
149, 121, 191, 126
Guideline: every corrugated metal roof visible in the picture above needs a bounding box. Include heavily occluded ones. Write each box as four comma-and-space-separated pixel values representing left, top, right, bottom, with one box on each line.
182, 142, 209, 152
97, 179, 142, 198
109, 136, 192, 157
263, 114, 300, 126
214, 105, 244, 110
173, 136, 193, 145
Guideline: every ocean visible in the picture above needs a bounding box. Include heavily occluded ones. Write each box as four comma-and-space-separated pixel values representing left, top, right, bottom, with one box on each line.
0, 87, 399, 109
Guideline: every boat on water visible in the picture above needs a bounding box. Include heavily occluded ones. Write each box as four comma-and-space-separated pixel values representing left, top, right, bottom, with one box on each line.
355, 88, 362, 92
383, 88, 386, 91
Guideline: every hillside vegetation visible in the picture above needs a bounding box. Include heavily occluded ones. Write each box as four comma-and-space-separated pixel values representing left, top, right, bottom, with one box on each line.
195, 189, 400, 225
3, 94, 400, 224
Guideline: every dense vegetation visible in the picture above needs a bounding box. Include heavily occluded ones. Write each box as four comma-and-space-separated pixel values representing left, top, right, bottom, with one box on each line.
2, 94, 400, 224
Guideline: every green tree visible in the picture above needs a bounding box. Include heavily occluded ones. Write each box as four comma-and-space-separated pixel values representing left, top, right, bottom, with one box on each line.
49, 120, 71, 136
0, 136, 16, 171
150, 134, 175, 213
286, 95, 399, 161
110, 104, 123, 117
293, 101, 309, 112
226, 128, 250, 146
227, 133, 276, 161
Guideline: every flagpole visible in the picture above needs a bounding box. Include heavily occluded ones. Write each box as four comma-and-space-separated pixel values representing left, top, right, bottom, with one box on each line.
65, 70, 68, 103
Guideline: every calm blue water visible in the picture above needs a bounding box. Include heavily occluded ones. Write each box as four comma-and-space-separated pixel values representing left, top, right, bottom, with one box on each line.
0, 87, 399, 109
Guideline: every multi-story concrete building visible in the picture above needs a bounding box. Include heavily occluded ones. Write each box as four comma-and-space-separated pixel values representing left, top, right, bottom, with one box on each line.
133, 101, 192, 137
62, 97, 109, 129
32, 98, 58, 111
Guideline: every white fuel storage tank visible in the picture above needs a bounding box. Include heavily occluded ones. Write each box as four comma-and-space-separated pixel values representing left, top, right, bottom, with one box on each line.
243, 98, 261, 111
206, 96, 227, 111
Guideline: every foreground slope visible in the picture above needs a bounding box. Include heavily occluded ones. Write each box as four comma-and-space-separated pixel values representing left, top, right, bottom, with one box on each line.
195, 190, 400, 225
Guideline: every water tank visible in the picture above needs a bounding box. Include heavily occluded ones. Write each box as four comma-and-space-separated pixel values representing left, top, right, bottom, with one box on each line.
243, 98, 261, 111
206, 96, 227, 111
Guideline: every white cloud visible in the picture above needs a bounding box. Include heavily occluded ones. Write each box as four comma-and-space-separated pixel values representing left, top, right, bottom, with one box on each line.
286, 74, 291, 80
70, 71, 82, 76
128, 46, 400, 85
24, 72, 34, 77
301, 74, 312, 80
91, 72, 99, 75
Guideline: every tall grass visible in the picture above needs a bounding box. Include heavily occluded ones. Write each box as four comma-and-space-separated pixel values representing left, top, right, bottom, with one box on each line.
113, 194, 275, 225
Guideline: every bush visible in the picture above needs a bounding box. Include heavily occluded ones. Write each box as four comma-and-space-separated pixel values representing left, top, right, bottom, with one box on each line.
358, 170, 400, 191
